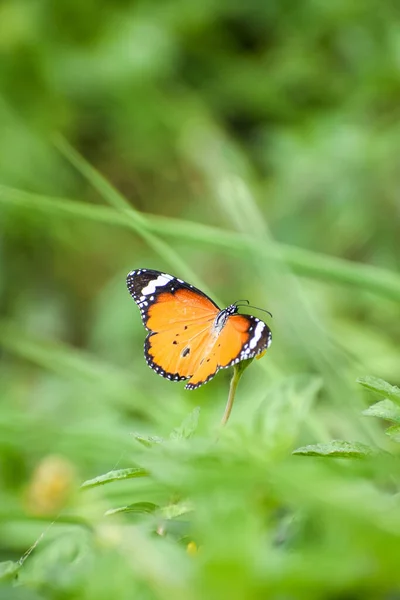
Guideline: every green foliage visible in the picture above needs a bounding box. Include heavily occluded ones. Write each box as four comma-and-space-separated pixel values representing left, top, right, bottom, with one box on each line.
358, 376, 400, 405
105, 502, 158, 517
0, 561, 20, 583
170, 406, 201, 440
81, 468, 149, 490
362, 399, 400, 424
1, 1, 400, 598
294, 376, 400, 459
292, 440, 378, 458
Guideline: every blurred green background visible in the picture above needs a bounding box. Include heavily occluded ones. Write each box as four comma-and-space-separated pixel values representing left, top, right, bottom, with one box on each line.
1, 1, 400, 598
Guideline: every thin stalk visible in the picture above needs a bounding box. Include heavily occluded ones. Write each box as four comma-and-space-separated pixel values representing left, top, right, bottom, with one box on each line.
221, 364, 245, 426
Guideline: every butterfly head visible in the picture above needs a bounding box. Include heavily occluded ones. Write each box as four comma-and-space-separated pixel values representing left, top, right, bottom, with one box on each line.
226, 303, 240, 316
213, 304, 238, 333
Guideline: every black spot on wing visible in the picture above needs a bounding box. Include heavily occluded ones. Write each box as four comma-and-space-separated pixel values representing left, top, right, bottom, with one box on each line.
144, 334, 190, 383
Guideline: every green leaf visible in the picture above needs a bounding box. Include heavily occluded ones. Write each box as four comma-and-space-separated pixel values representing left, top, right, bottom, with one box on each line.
256, 374, 322, 455
133, 433, 164, 447
362, 399, 400, 423
357, 376, 400, 405
170, 407, 200, 440
105, 502, 159, 516
161, 502, 194, 519
161, 501, 194, 520
385, 425, 400, 442
235, 357, 255, 376
81, 467, 148, 489
0, 560, 19, 582
293, 440, 377, 458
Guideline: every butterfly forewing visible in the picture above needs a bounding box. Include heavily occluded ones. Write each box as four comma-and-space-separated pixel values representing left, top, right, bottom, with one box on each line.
126, 269, 218, 330
127, 269, 220, 381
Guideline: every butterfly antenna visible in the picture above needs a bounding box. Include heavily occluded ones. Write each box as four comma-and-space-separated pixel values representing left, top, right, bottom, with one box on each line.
236, 303, 273, 319
234, 299, 249, 305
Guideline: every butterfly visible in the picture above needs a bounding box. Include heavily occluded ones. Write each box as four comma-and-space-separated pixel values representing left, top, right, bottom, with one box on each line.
126, 269, 272, 390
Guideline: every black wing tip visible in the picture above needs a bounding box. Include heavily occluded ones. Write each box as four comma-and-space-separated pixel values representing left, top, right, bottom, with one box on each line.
126, 269, 141, 294
126, 268, 149, 283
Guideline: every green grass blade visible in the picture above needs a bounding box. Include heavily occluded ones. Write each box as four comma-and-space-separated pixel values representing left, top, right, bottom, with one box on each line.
149, 214, 400, 303
1, 184, 399, 303
53, 142, 213, 295
54, 135, 140, 213
0, 320, 136, 387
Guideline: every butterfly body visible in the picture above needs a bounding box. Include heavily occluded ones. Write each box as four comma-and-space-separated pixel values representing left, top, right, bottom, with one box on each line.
127, 269, 272, 389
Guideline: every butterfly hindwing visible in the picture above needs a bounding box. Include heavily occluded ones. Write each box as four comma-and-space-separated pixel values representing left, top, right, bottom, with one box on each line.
144, 323, 214, 382
185, 314, 272, 389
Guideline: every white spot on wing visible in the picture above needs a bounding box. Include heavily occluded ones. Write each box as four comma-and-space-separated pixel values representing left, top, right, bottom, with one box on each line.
141, 273, 173, 296
249, 321, 265, 349
267, 331, 272, 347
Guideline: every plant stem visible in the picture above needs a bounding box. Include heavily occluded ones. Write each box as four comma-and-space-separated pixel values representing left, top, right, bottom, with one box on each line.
221, 365, 243, 426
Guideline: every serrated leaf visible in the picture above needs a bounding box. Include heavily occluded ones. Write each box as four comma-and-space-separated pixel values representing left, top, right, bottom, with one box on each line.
293, 440, 377, 458
0, 560, 19, 582
161, 501, 194, 520
362, 399, 400, 423
81, 467, 148, 489
170, 407, 200, 440
105, 502, 159, 516
133, 433, 164, 447
357, 376, 400, 405
255, 374, 322, 457
385, 425, 400, 442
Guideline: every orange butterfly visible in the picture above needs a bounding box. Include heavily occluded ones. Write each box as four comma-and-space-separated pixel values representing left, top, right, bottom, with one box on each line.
127, 269, 272, 390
